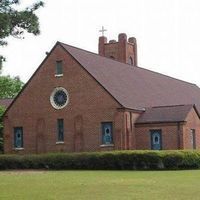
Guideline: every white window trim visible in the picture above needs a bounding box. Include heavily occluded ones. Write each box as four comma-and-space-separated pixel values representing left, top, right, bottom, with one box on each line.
55, 74, 63, 77
100, 144, 114, 147
56, 141, 65, 145
13, 148, 24, 151
50, 87, 69, 110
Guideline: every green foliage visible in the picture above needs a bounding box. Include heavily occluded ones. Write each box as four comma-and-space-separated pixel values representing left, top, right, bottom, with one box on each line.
0, 106, 5, 153
0, 0, 44, 66
1, 150, 200, 170
0, 0, 44, 45
0, 75, 23, 153
0, 106, 5, 131
0, 75, 23, 98
0, 56, 5, 73
0, 138, 3, 153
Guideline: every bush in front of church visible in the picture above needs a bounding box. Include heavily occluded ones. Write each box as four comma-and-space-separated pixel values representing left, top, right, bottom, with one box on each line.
0, 150, 200, 170
0, 138, 3, 153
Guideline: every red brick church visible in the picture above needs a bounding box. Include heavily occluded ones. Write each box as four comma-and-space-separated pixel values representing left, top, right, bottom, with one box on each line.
2, 33, 200, 154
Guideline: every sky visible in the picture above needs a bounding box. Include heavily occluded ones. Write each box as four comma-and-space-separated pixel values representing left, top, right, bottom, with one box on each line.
1, 0, 200, 86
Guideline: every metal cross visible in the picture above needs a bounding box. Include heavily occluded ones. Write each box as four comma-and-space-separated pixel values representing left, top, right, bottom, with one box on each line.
99, 26, 107, 36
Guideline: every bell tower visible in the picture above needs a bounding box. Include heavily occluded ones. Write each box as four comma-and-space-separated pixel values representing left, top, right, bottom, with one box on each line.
98, 33, 137, 66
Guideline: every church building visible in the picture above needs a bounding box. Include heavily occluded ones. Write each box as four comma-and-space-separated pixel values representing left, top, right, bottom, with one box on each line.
3, 33, 200, 154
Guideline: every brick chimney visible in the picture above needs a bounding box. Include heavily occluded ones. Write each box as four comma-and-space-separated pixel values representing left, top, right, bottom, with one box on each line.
98, 33, 137, 66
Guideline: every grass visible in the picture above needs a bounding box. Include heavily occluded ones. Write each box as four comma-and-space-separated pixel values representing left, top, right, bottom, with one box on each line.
0, 170, 199, 200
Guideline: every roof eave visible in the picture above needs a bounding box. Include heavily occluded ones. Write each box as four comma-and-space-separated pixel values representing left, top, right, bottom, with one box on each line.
135, 120, 186, 125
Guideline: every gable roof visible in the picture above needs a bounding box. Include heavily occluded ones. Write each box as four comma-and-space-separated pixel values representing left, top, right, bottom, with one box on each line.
135, 104, 196, 124
0, 98, 13, 109
60, 42, 200, 112
4, 42, 200, 117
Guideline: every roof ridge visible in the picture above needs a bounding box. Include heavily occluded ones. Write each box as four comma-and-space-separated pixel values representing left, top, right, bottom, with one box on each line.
58, 41, 198, 87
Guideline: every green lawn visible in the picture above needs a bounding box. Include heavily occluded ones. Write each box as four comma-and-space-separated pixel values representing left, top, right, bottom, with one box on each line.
0, 170, 199, 200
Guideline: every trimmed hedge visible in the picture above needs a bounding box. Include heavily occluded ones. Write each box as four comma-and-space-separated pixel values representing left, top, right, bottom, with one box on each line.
0, 150, 200, 170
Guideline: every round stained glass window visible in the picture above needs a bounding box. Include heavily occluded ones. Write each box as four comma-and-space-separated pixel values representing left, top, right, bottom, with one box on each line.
50, 87, 69, 109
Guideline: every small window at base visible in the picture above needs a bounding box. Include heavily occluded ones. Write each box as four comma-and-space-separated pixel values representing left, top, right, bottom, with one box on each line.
190, 129, 196, 149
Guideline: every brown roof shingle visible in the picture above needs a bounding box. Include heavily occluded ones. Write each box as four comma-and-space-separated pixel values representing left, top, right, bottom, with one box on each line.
136, 104, 195, 124
60, 42, 200, 112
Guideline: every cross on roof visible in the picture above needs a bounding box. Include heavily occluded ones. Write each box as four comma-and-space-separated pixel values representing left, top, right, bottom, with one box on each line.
99, 26, 107, 36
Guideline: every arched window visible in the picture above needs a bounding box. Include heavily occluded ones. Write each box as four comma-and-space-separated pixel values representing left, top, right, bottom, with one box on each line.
128, 56, 134, 65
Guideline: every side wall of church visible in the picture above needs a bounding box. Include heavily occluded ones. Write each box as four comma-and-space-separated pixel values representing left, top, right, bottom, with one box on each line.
182, 108, 200, 149
135, 108, 200, 150
135, 123, 181, 150
3, 44, 123, 154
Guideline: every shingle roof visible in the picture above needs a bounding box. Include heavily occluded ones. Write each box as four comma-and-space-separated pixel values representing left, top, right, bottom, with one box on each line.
136, 104, 195, 124
60, 42, 200, 112
0, 98, 13, 109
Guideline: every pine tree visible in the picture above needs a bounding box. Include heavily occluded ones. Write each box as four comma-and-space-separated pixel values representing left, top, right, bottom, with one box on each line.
0, 0, 44, 68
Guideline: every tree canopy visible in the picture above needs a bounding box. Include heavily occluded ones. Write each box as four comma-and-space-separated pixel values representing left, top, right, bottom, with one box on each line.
0, 75, 24, 98
0, 75, 23, 152
0, 0, 40, 151
0, 0, 44, 68
0, 106, 5, 133
0, 106, 5, 152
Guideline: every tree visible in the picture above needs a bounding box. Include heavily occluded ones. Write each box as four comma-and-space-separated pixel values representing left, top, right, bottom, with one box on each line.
0, 75, 23, 152
0, 106, 5, 135
0, 106, 5, 152
0, 75, 24, 98
0, 0, 44, 68
0, 0, 41, 151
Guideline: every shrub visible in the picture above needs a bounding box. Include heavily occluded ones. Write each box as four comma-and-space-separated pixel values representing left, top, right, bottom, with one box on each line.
0, 138, 3, 153
162, 151, 184, 169
0, 150, 200, 170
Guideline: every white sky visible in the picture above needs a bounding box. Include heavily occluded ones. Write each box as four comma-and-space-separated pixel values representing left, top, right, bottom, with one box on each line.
1, 0, 200, 86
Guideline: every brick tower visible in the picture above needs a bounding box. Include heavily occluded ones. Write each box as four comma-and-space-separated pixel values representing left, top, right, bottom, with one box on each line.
98, 33, 137, 66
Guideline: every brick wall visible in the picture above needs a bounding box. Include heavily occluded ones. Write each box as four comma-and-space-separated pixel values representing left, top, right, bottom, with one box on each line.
182, 107, 200, 149
4, 44, 123, 154
98, 33, 137, 65
4, 42, 200, 154
135, 123, 183, 150
135, 107, 200, 150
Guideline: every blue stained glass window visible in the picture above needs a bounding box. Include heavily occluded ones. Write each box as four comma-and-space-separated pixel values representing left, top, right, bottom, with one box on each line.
57, 119, 64, 142
14, 127, 23, 148
102, 122, 113, 145
53, 90, 67, 107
